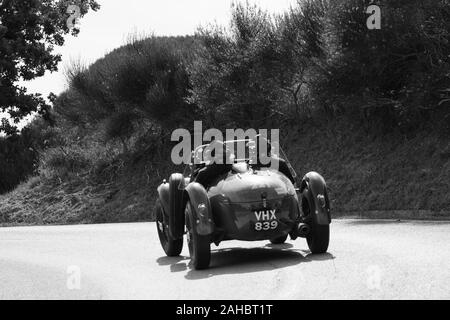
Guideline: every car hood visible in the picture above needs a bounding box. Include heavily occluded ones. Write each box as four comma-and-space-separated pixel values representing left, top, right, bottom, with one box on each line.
208, 168, 296, 203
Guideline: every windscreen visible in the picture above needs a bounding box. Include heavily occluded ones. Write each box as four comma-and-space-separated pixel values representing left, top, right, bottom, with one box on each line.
178, 138, 298, 190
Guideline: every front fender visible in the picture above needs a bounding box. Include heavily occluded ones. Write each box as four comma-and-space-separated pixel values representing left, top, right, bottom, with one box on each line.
185, 182, 214, 236
301, 171, 331, 225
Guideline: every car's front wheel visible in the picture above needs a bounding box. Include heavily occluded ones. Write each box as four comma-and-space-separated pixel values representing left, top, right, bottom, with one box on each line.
185, 200, 211, 270
307, 224, 329, 254
156, 199, 183, 256
302, 195, 330, 254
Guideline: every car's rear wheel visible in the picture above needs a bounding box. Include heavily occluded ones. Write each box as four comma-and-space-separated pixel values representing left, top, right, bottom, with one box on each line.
169, 173, 185, 239
270, 235, 288, 244
302, 195, 330, 254
185, 200, 211, 270
156, 199, 183, 256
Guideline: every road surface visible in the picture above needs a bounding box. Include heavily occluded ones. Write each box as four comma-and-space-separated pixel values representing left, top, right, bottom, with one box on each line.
0, 219, 449, 299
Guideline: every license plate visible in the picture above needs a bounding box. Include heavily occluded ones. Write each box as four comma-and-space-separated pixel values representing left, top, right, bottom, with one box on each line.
253, 209, 278, 231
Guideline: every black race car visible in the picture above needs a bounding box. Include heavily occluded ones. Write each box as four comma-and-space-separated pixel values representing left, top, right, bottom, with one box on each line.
155, 138, 331, 269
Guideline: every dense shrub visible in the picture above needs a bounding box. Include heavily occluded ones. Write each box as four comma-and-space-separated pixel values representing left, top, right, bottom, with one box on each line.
189, 3, 288, 128
310, 0, 450, 131
0, 134, 36, 193
52, 1, 449, 143
55, 35, 199, 152
189, 0, 450, 131
0, 120, 48, 194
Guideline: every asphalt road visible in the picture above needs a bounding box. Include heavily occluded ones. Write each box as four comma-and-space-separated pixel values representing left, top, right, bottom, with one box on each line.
0, 219, 449, 299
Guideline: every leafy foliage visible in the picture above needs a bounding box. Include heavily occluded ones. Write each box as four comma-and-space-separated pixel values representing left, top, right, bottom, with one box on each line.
0, 0, 99, 135
57, 35, 198, 143
189, 3, 286, 128
0, 122, 42, 193
190, 0, 450, 131
312, 0, 450, 131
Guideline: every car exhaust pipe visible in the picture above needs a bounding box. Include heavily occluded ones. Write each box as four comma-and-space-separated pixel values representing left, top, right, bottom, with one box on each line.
296, 223, 310, 238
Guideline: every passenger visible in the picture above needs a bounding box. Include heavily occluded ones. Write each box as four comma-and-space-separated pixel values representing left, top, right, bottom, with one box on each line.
253, 136, 296, 184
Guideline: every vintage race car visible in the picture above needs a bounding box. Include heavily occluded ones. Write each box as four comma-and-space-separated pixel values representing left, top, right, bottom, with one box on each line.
155, 138, 331, 269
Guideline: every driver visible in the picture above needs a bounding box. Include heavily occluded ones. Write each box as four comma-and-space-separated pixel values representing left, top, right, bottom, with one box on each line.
192, 140, 233, 188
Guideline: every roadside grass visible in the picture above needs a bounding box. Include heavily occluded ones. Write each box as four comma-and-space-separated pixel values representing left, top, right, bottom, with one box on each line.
287, 118, 450, 215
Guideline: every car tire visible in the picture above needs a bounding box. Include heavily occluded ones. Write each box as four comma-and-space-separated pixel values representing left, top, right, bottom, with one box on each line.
270, 235, 288, 244
155, 199, 183, 256
185, 200, 211, 270
306, 224, 329, 254
303, 194, 329, 254
169, 173, 185, 239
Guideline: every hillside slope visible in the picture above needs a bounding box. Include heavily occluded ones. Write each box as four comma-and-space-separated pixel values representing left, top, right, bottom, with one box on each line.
287, 119, 449, 217
1, 117, 448, 226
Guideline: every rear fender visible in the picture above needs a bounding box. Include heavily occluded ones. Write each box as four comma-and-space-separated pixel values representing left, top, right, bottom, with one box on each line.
157, 181, 170, 215
300, 172, 331, 225
185, 182, 214, 236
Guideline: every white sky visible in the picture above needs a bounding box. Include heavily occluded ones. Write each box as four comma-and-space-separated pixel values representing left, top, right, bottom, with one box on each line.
1, 0, 296, 129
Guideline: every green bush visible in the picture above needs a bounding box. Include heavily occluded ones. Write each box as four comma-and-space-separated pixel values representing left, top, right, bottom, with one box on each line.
56, 35, 198, 152
0, 132, 38, 193
0, 117, 53, 194
189, 0, 450, 130
311, 0, 450, 130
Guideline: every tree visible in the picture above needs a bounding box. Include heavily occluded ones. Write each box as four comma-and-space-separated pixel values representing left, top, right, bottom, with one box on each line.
0, 0, 100, 135
189, 3, 281, 128
312, 0, 450, 129
57, 35, 197, 147
189, 2, 323, 128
